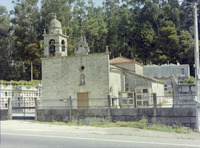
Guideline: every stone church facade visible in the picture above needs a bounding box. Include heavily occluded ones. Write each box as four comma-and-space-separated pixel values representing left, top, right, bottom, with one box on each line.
42, 15, 164, 108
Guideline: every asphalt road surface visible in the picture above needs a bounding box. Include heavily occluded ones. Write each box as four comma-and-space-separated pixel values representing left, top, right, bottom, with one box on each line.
1, 120, 200, 148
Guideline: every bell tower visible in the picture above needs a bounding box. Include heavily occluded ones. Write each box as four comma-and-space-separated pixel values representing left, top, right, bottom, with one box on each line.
74, 35, 90, 55
43, 14, 68, 57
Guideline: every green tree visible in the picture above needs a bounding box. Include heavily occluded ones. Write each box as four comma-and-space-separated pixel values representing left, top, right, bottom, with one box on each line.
0, 6, 12, 60
11, 0, 40, 61
179, 30, 194, 76
154, 20, 180, 64
83, 2, 107, 53
104, 0, 120, 57
134, 21, 155, 64
184, 76, 195, 84
0, 6, 16, 80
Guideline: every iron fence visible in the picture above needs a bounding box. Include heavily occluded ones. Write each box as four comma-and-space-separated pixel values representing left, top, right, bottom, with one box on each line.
38, 94, 196, 109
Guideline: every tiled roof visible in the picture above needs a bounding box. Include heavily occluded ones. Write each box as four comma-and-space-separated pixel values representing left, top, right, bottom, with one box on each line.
110, 56, 143, 66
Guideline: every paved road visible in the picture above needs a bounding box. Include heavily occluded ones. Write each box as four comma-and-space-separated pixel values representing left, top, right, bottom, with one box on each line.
1, 120, 200, 148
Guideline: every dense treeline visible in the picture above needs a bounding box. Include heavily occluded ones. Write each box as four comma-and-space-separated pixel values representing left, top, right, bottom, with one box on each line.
0, 0, 200, 80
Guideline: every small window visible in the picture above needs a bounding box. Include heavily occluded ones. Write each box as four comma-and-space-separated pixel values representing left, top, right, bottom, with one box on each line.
128, 93, 133, 98
164, 84, 167, 87
129, 99, 133, 104
181, 68, 184, 74
80, 74, 85, 85
164, 88, 168, 91
137, 101, 142, 105
143, 89, 148, 93
143, 101, 149, 105
81, 66, 85, 71
5, 92, 7, 96
136, 89, 141, 93
122, 100, 127, 104
143, 95, 149, 100
137, 95, 142, 100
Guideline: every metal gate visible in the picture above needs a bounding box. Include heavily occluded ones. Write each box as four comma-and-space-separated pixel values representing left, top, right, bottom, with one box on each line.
12, 99, 36, 120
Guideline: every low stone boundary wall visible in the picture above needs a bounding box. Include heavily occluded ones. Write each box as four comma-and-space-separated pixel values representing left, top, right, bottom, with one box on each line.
0, 109, 9, 120
37, 108, 196, 128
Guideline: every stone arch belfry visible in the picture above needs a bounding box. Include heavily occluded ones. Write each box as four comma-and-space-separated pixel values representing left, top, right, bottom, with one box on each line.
43, 13, 68, 57
74, 35, 90, 55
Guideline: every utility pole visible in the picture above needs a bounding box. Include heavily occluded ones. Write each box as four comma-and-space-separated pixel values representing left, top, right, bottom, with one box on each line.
31, 62, 33, 82
194, 2, 200, 131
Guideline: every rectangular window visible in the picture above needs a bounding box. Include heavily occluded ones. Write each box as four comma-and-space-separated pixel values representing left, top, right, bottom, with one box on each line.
143, 95, 149, 100
122, 100, 127, 104
143, 89, 148, 93
181, 68, 184, 74
143, 101, 149, 105
164, 84, 167, 87
137, 101, 142, 105
137, 95, 142, 100
129, 99, 133, 104
5, 92, 7, 96
128, 93, 133, 98
136, 89, 141, 93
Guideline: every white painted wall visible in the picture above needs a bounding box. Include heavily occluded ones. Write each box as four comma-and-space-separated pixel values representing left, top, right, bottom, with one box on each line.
152, 82, 164, 96
109, 72, 122, 98
135, 64, 143, 75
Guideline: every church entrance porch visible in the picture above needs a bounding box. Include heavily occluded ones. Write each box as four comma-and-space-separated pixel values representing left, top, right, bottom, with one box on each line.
77, 92, 89, 109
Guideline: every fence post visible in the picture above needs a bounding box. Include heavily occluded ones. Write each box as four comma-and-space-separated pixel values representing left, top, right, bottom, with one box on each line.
107, 95, 111, 120
152, 93, 157, 123
153, 93, 157, 108
69, 96, 72, 121
8, 98, 12, 120
34, 97, 38, 121
153, 93, 157, 116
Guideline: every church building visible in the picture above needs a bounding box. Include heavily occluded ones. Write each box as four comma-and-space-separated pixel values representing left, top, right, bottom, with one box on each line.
41, 15, 164, 109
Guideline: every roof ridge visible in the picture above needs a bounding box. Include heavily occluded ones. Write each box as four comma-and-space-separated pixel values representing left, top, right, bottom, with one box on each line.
110, 56, 143, 66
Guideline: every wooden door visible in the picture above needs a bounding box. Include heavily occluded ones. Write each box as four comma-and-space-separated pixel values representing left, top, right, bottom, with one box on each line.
77, 92, 89, 109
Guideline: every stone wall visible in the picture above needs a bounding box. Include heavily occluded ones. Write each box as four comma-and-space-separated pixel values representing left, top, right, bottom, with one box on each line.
174, 83, 195, 95
0, 109, 8, 120
37, 108, 196, 128
125, 72, 148, 91
42, 53, 110, 107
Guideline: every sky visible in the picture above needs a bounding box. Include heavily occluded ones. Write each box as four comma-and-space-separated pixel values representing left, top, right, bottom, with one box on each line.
0, 0, 104, 12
